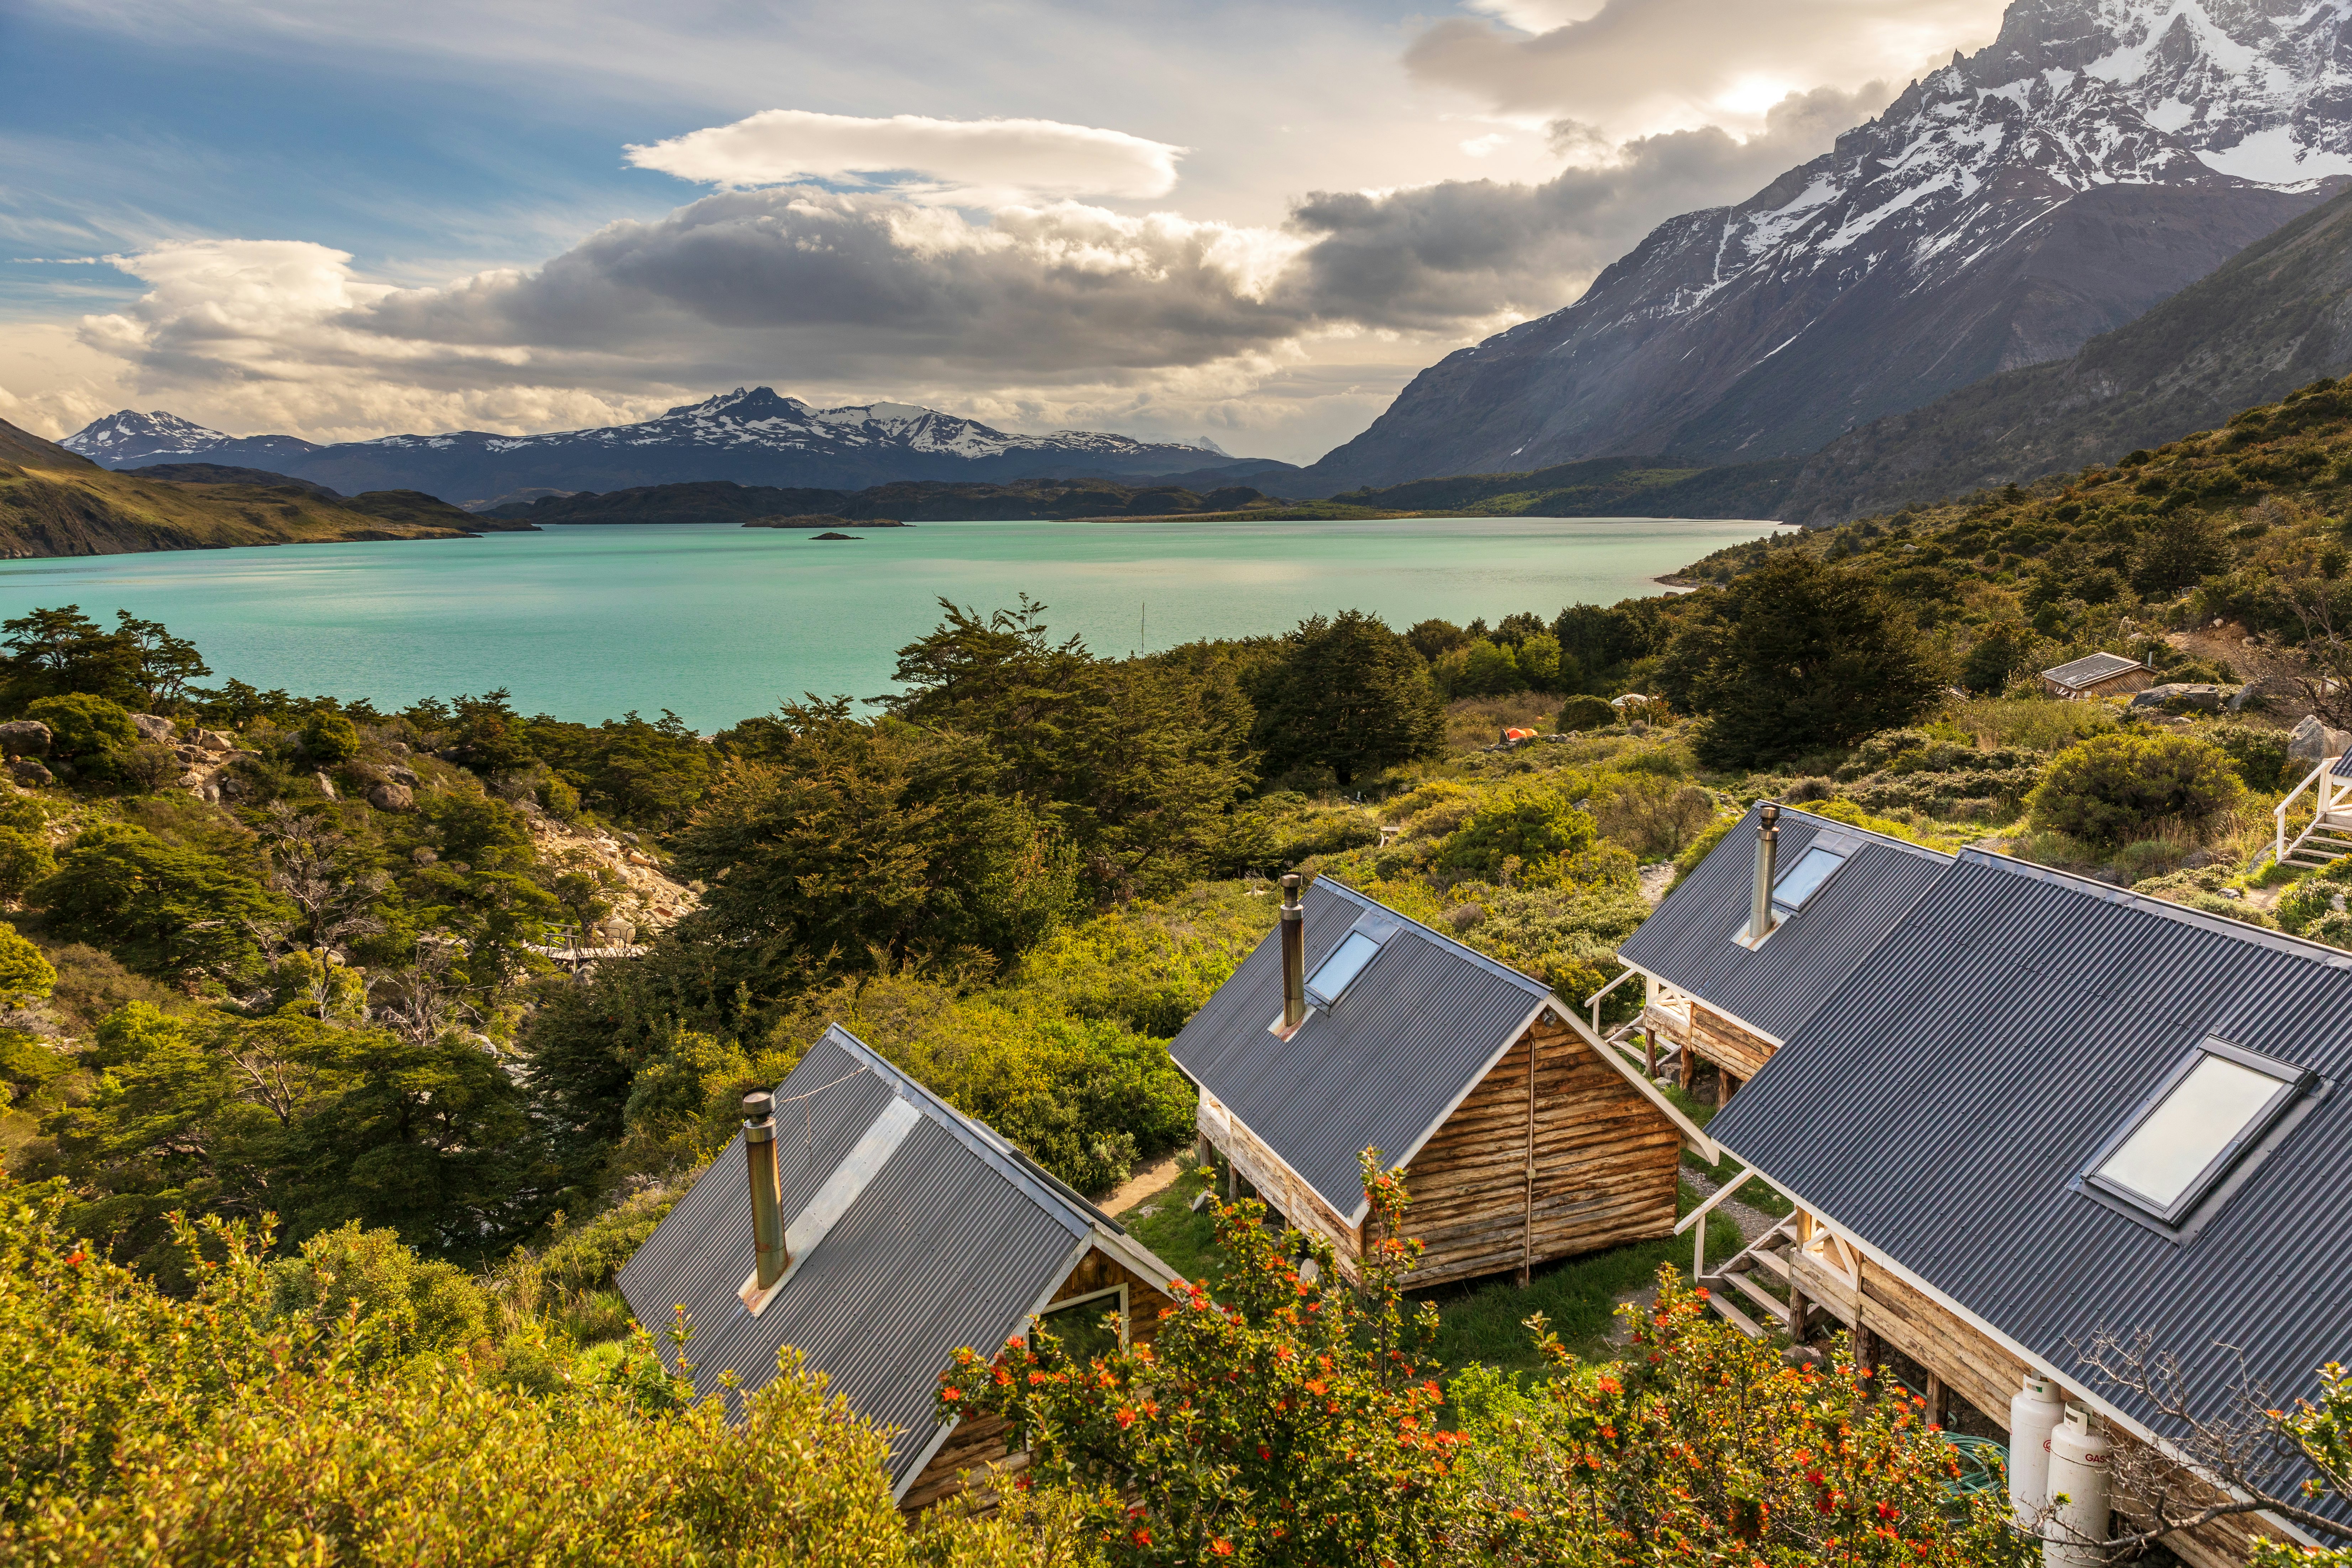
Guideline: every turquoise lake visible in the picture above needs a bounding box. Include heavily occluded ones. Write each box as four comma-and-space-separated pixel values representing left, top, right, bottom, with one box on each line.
0, 517, 1783, 729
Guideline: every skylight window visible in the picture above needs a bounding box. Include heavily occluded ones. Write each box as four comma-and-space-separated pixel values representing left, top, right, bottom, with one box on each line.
1771, 847, 1846, 914
2085, 1040, 2309, 1226
1306, 930, 1383, 1005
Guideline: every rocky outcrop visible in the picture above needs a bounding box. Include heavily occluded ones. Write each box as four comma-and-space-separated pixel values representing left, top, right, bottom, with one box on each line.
130, 712, 173, 743
0, 721, 50, 758
366, 783, 414, 812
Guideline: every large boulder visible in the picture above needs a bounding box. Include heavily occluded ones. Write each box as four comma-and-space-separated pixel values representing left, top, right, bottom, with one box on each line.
2128, 683, 2226, 713
7, 757, 51, 787
0, 721, 50, 759
367, 783, 415, 812
130, 712, 175, 743
2289, 714, 2351, 762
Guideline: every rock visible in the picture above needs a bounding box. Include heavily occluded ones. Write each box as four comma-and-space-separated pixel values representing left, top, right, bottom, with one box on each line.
195, 730, 234, 753
130, 712, 175, 743
314, 770, 338, 800
0, 721, 50, 758
6, 757, 51, 786
386, 764, 419, 786
2129, 682, 2224, 713
1783, 1345, 1825, 1369
2182, 847, 2216, 869
2290, 714, 2351, 761
2227, 683, 2268, 713
411, 846, 438, 865
368, 783, 415, 812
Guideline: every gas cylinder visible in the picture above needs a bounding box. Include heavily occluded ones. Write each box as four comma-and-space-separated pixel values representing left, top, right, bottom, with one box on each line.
2008, 1373, 2064, 1522
2044, 1405, 2112, 1568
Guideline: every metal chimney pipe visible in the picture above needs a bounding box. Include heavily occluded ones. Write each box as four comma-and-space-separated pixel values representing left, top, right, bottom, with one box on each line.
1748, 803, 1780, 941
1280, 873, 1306, 1030
743, 1090, 788, 1290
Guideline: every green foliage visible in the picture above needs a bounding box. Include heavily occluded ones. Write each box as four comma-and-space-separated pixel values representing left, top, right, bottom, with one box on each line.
269, 1221, 491, 1357
1441, 882, 1653, 1007
34, 826, 285, 981
1556, 694, 1615, 731
1247, 609, 1445, 788
23, 693, 136, 765
1668, 555, 1945, 769
2203, 721, 2294, 793
2026, 732, 2247, 847
0, 923, 54, 1007
1446, 1270, 2033, 1566
0, 1177, 1069, 1566
1, 606, 210, 711
1960, 622, 2038, 694
0, 827, 54, 902
941, 1154, 1453, 1567
297, 709, 361, 765
1435, 789, 1596, 882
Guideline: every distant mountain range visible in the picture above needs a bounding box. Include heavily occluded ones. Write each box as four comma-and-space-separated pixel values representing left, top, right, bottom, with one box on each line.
1301, 0, 2352, 492
61, 389, 1286, 507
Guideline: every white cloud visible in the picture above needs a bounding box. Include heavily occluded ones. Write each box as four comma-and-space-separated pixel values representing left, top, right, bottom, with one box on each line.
625, 110, 1187, 207
1409, 0, 2006, 145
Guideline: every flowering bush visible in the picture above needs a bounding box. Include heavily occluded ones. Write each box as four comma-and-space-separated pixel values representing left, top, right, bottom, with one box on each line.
1445, 1268, 2033, 1567
939, 1152, 1458, 1566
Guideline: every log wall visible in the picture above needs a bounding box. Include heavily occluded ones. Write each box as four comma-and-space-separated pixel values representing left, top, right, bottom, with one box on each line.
1688, 1004, 1777, 1080
1401, 1019, 1681, 1290
1198, 1088, 1365, 1269
1786, 1238, 2292, 1566
899, 1245, 1175, 1512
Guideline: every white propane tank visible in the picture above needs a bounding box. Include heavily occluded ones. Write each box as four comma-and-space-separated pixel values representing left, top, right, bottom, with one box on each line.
2044, 1405, 2113, 1568
2008, 1373, 2065, 1523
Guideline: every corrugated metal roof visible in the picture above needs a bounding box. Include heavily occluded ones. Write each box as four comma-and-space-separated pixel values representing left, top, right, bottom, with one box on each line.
1617, 803, 1950, 1041
1167, 878, 1552, 1223
1709, 847, 2352, 1465
2042, 650, 2143, 688
2327, 747, 2352, 780
615, 1025, 1123, 1491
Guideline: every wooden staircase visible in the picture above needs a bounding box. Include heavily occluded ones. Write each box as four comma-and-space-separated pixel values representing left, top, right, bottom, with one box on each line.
2277, 752, 2352, 868
1699, 1216, 1799, 1339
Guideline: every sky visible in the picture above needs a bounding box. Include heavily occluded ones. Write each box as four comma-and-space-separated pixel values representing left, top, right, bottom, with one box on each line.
0, 0, 2009, 465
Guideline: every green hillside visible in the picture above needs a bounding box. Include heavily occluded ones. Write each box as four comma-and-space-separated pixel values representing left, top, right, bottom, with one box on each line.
0, 419, 526, 556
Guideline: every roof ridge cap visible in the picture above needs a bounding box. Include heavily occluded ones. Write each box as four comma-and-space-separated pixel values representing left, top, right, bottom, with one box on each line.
1957, 848, 2352, 968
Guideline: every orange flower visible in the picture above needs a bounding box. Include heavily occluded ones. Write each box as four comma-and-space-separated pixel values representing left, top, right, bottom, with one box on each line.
941, 1386, 961, 1402
1115, 1407, 1136, 1429
1211, 1541, 1234, 1557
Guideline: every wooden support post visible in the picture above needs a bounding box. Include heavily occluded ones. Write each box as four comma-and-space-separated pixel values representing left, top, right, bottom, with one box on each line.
1787, 1289, 1810, 1344
1679, 1042, 1696, 1090
1643, 1029, 1657, 1078
1715, 1067, 1733, 1108
1223, 1157, 1237, 1201
1924, 1372, 1948, 1430
1854, 1323, 1878, 1377
1196, 1133, 1213, 1170
1520, 1028, 1536, 1287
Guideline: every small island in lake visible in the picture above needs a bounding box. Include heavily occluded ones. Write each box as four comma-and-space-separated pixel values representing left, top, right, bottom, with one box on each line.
811, 531, 859, 540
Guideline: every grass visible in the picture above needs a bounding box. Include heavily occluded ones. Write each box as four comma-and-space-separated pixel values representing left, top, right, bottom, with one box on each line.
1119, 1164, 1751, 1374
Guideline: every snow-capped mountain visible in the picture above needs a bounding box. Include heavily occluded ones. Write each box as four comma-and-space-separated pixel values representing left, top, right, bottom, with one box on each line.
61, 388, 1254, 504
1307, 0, 2352, 491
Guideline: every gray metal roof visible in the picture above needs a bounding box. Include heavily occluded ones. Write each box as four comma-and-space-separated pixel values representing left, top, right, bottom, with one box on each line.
1167, 877, 1553, 1223
1616, 803, 1951, 1042
616, 1025, 1138, 1492
2042, 650, 2144, 688
1709, 848, 2352, 1463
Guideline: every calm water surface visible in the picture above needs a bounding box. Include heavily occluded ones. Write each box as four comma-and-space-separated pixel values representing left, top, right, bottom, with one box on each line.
0, 517, 1783, 728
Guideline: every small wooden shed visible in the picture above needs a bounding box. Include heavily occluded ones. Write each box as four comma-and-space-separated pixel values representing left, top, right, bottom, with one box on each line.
2040, 650, 2152, 699
1169, 876, 1711, 1290
617, 1025, 1180, 1510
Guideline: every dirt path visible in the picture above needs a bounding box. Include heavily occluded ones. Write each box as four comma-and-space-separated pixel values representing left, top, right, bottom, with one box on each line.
1105, 1152, 1185, 1217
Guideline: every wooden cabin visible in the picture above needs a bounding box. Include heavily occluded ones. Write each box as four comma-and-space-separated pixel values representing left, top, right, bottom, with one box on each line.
1613, 801, 1949, 1102
616, 1025, 1180, 1511
1169, 876, 1712, 1291
1699, 848, 2352, 1566
2040, 649, 2153, 699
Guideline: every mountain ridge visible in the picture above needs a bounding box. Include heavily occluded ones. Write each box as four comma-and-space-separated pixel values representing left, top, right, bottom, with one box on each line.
61, 389, 1275, 505
1301, 0, 2352, 492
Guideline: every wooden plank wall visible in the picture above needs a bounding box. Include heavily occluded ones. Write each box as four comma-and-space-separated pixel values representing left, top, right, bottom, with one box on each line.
1198, 1090, 1365, 1270
1786, 1243, 2290, 1567
899, 1246, 1176, 1512
1405, 1020, 1681, 1290
1688, 1004, 1777, 1080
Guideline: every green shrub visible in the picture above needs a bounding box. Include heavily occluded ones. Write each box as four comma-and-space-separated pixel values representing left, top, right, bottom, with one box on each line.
1455, 639, 1524, 696
269, 1221, 491, 1358
2202, 722, 2293, 792
0, 922, 55, 1006
1435, 789, 1596, 882
298, 709, 362, 765
2026, 732, 2246, 847
1556, 694, 1614, 731
23, 694, 135, 764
